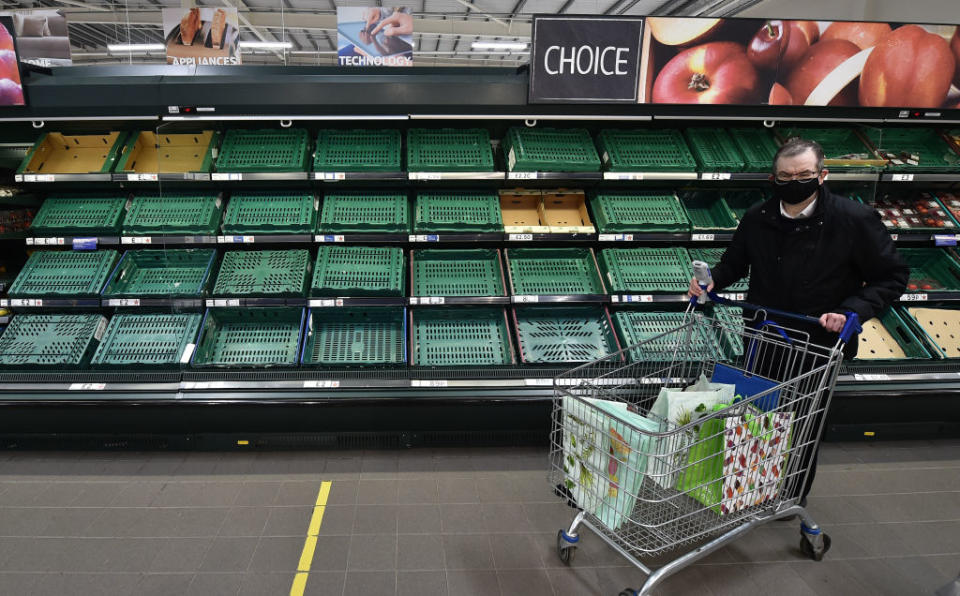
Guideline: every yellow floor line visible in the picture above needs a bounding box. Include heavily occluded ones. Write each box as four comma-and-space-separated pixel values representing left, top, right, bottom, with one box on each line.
290, 481, 332, 596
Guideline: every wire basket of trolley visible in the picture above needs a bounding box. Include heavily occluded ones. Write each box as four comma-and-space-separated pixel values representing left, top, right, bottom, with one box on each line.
549, 260, 862, 596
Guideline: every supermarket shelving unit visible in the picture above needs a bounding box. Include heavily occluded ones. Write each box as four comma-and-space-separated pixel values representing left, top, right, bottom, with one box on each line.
0, 65, 959, 447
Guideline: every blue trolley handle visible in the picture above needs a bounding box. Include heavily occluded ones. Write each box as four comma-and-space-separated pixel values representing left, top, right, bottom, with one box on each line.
689, 261, 862, 346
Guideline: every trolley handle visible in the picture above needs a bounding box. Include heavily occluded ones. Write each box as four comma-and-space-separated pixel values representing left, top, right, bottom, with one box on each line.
690, 260, 862, 345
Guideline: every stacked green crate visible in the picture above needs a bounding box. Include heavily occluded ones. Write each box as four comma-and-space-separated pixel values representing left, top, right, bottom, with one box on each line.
407, 128, 494, 172
318, 193, 409, 234
0, 313, 107, 368
596, 129, 697, 172
613, 311, 724, 362
688, 248, 748, 292
506, 248, 605, 296
684, 128, 745, 172
412, 249, 505, 297
311, 246, 404, 297
91, 313, 202, 368
724, 190, 766, 221
411, 307, 514, 366
213, 250, 310, 297
102, 249, 216, 298
855, 307, 932, 361
599, 247, 691, 293
122, 194, 222, 235
216, 129, 310, 173
513, 306, 619, 364
302, 308, 406, 366
591, 193, 689, 233
503, 127, 601, 172
9, 250, 118, 298
776, 127, 883, 168
30, 196, 126, 236
414, 193, 502, 233
314, 129, 402, 172
222, 192, 316, 234
681, 193, 739, 233
728, 128, 780, 172
192, 308, 305, 367
875, 128, 960, 171
898, 248, 960, 292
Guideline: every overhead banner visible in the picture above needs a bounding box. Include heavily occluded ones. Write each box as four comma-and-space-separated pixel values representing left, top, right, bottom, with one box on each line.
337, 7, 413, 67
529, 16, 644, 103
162, 7, 240, 66
4, 10, 71, 67
530, 16, 960, 110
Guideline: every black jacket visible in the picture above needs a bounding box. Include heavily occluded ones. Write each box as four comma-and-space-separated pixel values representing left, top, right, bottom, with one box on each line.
711, 185, 909, 358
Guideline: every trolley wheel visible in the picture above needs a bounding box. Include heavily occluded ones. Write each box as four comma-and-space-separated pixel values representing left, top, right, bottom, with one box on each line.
618, 590, 638, 596
556, 530, 577, 565
799, 531, 832, 561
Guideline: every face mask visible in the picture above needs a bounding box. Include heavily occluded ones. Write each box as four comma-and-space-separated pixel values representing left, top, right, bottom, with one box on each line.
773, 177, 820, 205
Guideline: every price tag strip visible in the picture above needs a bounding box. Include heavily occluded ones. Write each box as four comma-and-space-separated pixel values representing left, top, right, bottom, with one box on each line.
412, 380, 448, 388
899, 293, 928, 302
597, 234, 634, 242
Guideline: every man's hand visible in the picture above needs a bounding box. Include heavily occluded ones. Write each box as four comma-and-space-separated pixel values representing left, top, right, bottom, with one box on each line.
820, 313, 846, 333
687, 276, 713, 299
371, 12, 413, 36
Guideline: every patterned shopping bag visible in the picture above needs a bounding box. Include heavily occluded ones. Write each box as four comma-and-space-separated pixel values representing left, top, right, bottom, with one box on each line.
719, 411, 793, 515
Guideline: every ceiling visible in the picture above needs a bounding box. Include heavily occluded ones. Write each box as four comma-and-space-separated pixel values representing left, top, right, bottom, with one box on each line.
2, 0, 762, 66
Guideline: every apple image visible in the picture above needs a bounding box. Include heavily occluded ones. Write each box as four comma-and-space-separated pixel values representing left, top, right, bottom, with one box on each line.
781, 20, 820, 71
648, 17, 724, 46
769, 83, 793, 105
859, 25, 955, 108
0, 50, 18, 84
952, 27, 960, 87
786, 39, 861, 106
0, 78, 23, 106
747, 20, 790, 71
652, 42, 760, 104
0, 24, 12, 52
820, 21, 892, 50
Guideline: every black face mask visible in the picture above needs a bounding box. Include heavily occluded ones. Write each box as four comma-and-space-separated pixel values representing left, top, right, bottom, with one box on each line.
773, 177, 821, 205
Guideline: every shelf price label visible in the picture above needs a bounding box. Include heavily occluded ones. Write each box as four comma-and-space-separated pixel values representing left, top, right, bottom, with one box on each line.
30, 237, 66, 246
69, 383, 106, 391
412, 380, 448, 388
0, 299, 8, 308
127, 173, 159, 182
10, 299, 42, 307
853, 373, 891, 382
890, 173, 915, 182
507, 172, 538, 180
408, 235, 440, 243
613, 295, 653, 303
409, 172, 443, 180
597, 234, 634, 242
20, 174, 55, 182
702, 172, 732, 181
309, 299, 344, 307
508, 234, 533, 241
718, 293, 746, 301
106, 298, 141, 307
212, 173, 243, 181
524, 378, 553, 386
691, 234, 715, 242
206, 299, 241, 307
315, 172, 346, 181
899, 293, 928, 302
315, 235, 345, 243
304, 380, 341, 388
890, 234, 899, 241
604, 172, 645, 181
512, 295, 540, 303
121, 236, 152, 245
72, 237, 98, 251
933, 234, 958, 247
409, 297, 445, 305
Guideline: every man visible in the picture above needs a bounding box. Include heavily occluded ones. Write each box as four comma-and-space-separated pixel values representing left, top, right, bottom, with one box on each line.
688, 137, 908, 508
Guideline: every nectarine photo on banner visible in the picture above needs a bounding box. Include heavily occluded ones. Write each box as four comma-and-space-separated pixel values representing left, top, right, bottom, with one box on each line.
0, 17, 24, 107
641, 17, 960, 109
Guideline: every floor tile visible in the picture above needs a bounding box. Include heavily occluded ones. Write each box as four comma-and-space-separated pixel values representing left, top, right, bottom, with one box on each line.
343, 570, 396, 593
398, 504, 443, 534
443, 534, 494, 570
218, 507, 270, 537
185, 572, 245, 596
198, 537, 259, 572
440, 503, 487, 533
353, 504, 399, 534
308, 535, 351, 571
490, 534, 544, 570
149, 538, 214, 572
398, 570, 448, 596
248, 536, 306, 572
261, 506, 312, 537
498, 569, 553, 596
357, 479, 399, 505
302, 571, 347, 596
348, 534, 398, 571
399, 477, 439, 504
398, 533, 445, 570
31, 572, 141, 596
136, 573, 196, 596
446, 569, 500, 596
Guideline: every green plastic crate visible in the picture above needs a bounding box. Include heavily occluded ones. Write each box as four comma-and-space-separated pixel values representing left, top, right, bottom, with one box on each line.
411, 307, 514, 366
0, 314, 106, 368
414, 193, 502, 233
318, 193, 409, 234
30, 197, 127, 235
506, 248, 605, 296
875, 128, 960, 171
91, 313, 202, 368
9, 250, 118, 297
688, 248, 748, 292
411, 249, 505, 297
729, 128, 780, 171
222, 192, 316, 234
684, 128, 745, 172
122, 194, 222, 235
613, 311, 724, 362
407, 128, 494, 172
713, 305, 745, 360
101, 249, 217, 298
314, 129, 401, 172
899, 248, 960, 292
192, 308, 304, 368
513, 305, 619, 364
311, 245, 404, 297
596, 129, 697, 172
213, 250, 310, 297
725, 190, 767, 221
599, 247, 692, 293
855, 307, 932, 361
681, 193, 739, 232
503, 127, 601, 172
302, 307, 406, 366
216, 129, 311, 173
776, 127, 883, 168
591, 193, 690, 233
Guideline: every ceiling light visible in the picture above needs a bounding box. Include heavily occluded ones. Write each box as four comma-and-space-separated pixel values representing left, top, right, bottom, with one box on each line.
471, 41, 527, 51
239, 41, 293, 50
107, 43, 165, 52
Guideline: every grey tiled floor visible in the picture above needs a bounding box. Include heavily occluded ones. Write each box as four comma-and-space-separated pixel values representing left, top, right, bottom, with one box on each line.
0, 441, 957, 595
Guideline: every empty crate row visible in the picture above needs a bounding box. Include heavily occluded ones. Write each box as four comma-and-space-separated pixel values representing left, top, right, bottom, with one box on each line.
7, 246, 754, 299
0, 307, 743, 369
27, 190, 768, 237
18, 126, 960, 176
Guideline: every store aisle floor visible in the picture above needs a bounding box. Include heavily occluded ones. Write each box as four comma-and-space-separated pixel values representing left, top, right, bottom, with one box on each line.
0, 441, 956, 595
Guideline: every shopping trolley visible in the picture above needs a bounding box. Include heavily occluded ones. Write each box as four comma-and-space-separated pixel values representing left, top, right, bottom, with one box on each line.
549, 263, 861, 596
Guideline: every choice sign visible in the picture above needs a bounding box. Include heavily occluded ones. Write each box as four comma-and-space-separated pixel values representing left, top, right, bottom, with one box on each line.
529, 16, 644, 104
